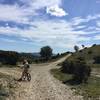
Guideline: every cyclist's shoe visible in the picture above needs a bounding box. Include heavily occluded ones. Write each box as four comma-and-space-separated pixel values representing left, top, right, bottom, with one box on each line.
17, 78, 22, 82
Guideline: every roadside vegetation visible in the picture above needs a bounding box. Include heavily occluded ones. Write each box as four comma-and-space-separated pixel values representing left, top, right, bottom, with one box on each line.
0, 72, 18, 100
0, 44, 100, 99
51, 44, 100, 100
51, 68, 100, 100
0, 46, 70, 67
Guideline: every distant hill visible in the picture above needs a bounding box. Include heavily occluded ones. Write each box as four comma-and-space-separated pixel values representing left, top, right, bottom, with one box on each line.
0, 49, 70, 65
0, 50, 19, 65
32, 53, 41, 57
0, 50, 41, 65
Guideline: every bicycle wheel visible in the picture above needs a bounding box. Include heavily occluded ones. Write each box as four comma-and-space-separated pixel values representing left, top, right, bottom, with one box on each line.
27, 73, 31, 81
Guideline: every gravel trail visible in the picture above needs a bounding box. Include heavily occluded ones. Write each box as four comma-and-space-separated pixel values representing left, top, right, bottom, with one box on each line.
0, 54, 83, 100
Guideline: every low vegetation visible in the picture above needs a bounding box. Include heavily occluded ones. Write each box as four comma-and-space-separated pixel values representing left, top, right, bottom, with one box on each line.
0, 73, 18, 100
94, 56, 100, 64
0, 44, 100, 99
51, 68, 100, 100
69, 45, 100, 67
51, 44, 100, 99
0, 50, 19, 65
62, 59, 91, 83
0, 46, 70, 66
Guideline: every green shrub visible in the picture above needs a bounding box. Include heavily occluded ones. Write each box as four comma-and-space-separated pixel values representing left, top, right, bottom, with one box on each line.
0, 51, 19, 65
79, 50, 82, 53
61, 59, 91, 83
77, 57, 84, 61
88, 50, 92, 54
62, 60, 74, 74
94, 56, 100, 64
73, 60, 91, 83
0, 62, 2, 67
84, 47, 87, 49
92, 44, 97, 47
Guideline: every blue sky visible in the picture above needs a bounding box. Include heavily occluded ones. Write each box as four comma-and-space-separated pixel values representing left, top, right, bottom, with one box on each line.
0, 0, 100, 53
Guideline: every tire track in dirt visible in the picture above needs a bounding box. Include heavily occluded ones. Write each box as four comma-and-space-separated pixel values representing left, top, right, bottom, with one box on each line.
0, 54, 83, 100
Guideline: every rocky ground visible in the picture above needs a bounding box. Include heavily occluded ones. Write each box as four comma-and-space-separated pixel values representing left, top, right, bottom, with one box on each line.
0, 54, 83, 100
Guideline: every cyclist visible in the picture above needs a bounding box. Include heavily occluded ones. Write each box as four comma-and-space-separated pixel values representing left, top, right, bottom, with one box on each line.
18, 59, 30, 81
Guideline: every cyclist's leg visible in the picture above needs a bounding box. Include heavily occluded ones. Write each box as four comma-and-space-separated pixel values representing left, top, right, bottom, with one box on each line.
21, 69, 26, 80
25, 69, 31, 81
27, 69, 31, 81
18, 69, 26, 81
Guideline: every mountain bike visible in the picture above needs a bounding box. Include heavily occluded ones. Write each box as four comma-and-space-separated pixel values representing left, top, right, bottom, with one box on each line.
22, 72, 31, 81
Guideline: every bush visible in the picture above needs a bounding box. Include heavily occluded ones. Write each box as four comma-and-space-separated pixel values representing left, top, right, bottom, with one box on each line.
94, 56, 100, 64
0, 62, 2, 67
79, 50, 82, 53
52, 54, 60, 59
88, 50, 92, 54
0, 51, 19, 65
77, 57, 84, 61
92, 44, 96, 47
62, 60, 74, 74
84, 47, 87, 49
73, 60, 91, 83
61, 59, 91, 83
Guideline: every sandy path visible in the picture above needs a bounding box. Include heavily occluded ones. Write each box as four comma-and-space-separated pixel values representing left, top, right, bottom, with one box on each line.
0, 54, 83, 100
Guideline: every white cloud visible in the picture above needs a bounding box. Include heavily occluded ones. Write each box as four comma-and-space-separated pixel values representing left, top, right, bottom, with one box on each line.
0, 0, 66, 23
29, 0, 61, 9
0, 18, 98, 50
0, 4, 32, 23
46, 5, 68, 17
0, 0, 100, 51
94, 34, 100, 40
71, 14, 100, 26
96, 21, 100, 27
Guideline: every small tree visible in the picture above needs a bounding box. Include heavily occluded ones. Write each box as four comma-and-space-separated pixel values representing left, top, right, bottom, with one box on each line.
94, 56, 100, 64
73, 60, 91, 83
61, 59, 91, 83
74, 45, 79, 52
92, 44, 96, 47
82, 45, 85, 49
88, 50, 92, 54
62, 60, 74, 74
40, 46, 53, 61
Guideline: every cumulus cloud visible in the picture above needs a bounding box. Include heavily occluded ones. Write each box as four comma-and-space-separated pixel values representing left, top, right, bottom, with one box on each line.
96, 21, 100, 27
94, 34, 100, 40
0, 4, 33, 23
71, 14, 100, 26
0, 17, 98, 50
46, 5, 68, 17
29, 0, 61, 9
0, 0, 66, 23
0, 0, 100, 52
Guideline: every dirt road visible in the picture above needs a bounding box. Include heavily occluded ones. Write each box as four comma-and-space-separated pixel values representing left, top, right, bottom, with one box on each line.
0, 54, 83, 100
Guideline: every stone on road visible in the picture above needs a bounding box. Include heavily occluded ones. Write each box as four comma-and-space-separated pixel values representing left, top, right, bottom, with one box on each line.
0, 54, 83, 100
